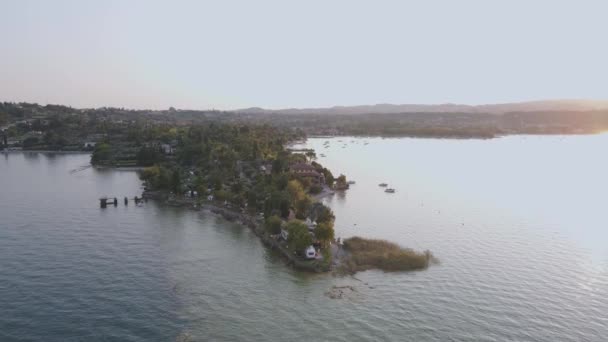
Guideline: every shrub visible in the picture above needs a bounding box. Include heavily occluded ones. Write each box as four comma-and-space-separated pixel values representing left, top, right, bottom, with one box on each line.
309, 184, 323, 194
342, 237, 434, 272
286, 220, 312, 254
314, 222, 334, 245
265, 215, 282, 235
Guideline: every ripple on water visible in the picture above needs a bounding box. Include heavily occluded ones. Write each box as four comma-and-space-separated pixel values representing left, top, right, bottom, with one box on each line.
2, 142, 608, 341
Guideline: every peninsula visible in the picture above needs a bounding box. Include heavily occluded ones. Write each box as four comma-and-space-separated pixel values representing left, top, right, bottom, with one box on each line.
87, 121, 433, 273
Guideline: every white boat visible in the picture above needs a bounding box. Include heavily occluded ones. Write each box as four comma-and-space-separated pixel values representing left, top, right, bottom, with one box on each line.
385, 188, 396, 193
378, 183, 388, 187
347, 180, 356, 185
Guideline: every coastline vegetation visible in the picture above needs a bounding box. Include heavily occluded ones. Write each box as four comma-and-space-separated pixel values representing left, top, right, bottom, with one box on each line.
0, 101, 438, 274
341, 237, 435, 273
3, 101, 608, 155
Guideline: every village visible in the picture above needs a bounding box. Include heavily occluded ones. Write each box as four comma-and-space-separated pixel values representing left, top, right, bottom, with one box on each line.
1, 102, 432, 274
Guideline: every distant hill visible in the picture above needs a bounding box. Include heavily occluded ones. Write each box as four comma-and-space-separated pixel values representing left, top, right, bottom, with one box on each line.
235, 99, 608, 115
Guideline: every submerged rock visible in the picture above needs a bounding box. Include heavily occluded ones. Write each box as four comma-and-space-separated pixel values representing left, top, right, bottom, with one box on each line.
324, 285, 357, 299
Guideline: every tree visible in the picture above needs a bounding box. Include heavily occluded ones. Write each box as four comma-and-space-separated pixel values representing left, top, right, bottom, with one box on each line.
140, 165, 160, 183
335, 174, 347, 189
171, 170, 181, 193
22, 136, 39, 148
286, 220, 313, 253
305, 150, 316, 161
287, 179, 306, 204
295, 196, 312, 219
314, 222, 335, 246
91, 143, 111, 164
136, 146, 162, 166
322, 168, 334, 187
316, 205, 335, 224
214, 189, 230, 202
265, 215, 282, 235
246, 190, 258, 210
309, 184, 322, 194
274, 173, 289, 190
231, 180, 243, 194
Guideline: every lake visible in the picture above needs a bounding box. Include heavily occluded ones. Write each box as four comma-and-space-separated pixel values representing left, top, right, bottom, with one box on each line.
1, 135, 607, 341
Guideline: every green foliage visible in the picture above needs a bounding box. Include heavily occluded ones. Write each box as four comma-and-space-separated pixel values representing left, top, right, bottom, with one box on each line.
136, 146, 163, 166
309, 184, 323, 194
295, 196, 312, 219
246, 190, 258, 210
314, 222, 334, 244
214, 189, 230, 202
286, 220, 313, 253
140, 165, 161, 182
267, 190, 290, 218
305, 150, 316, 160
316, 205, 335, 224
171, 170, 181, 193
336, 174, 347, 188
274, 174, 289, 190
287, 180, 306, 204
265, 215, 283, 235
322, 168, 334, 187
91, 143, 111, 164
139, 165, 172, 190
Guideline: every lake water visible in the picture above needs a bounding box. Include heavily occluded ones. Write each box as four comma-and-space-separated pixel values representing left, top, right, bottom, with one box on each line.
1, 135, 607, 341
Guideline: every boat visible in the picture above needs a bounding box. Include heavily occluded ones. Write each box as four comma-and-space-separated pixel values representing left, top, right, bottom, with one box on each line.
385, 188, 396, 193
347, 180, 356, 185
378, 183, 388, 187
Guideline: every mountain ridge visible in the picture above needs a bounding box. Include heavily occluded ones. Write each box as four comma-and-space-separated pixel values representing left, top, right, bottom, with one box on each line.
235, 99, 608, 115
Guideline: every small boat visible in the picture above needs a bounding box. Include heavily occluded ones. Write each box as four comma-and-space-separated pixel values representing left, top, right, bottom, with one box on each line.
378, 183, 388, 187
385, 188, 396, 193
320, 153, 326, 157
347, 180, 356, 185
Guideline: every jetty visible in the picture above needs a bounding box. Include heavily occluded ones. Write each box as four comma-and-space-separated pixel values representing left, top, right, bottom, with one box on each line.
100, 196, 143, 208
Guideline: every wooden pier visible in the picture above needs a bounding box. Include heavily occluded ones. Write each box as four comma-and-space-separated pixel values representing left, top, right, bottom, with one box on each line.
100, 196, 143, 208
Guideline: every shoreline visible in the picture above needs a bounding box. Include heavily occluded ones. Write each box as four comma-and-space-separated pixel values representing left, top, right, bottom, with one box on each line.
142, 190, 338, 273
94, 165, 147, 171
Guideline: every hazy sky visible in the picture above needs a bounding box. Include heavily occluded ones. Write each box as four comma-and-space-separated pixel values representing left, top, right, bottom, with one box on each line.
1, 0, 607, 110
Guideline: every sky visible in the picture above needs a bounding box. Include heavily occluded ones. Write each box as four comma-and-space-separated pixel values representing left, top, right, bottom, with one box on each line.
1, 0, 607, 110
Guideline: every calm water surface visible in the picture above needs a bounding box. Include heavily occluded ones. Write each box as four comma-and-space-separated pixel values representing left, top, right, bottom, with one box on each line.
1, 135, 607, 341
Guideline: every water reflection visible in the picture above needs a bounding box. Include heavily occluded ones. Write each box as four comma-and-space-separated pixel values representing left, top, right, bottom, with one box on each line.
2, 145, 607, 342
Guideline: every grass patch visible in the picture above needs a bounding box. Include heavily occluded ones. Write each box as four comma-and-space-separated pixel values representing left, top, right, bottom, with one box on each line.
342, 236, 435, 273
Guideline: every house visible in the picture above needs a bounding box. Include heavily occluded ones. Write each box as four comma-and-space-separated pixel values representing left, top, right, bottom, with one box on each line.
289, 163, 325, 185
83, 142, 97, 149
305, 245, 316, 259
260, 163, 272, 175
160, 144, 173, 155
